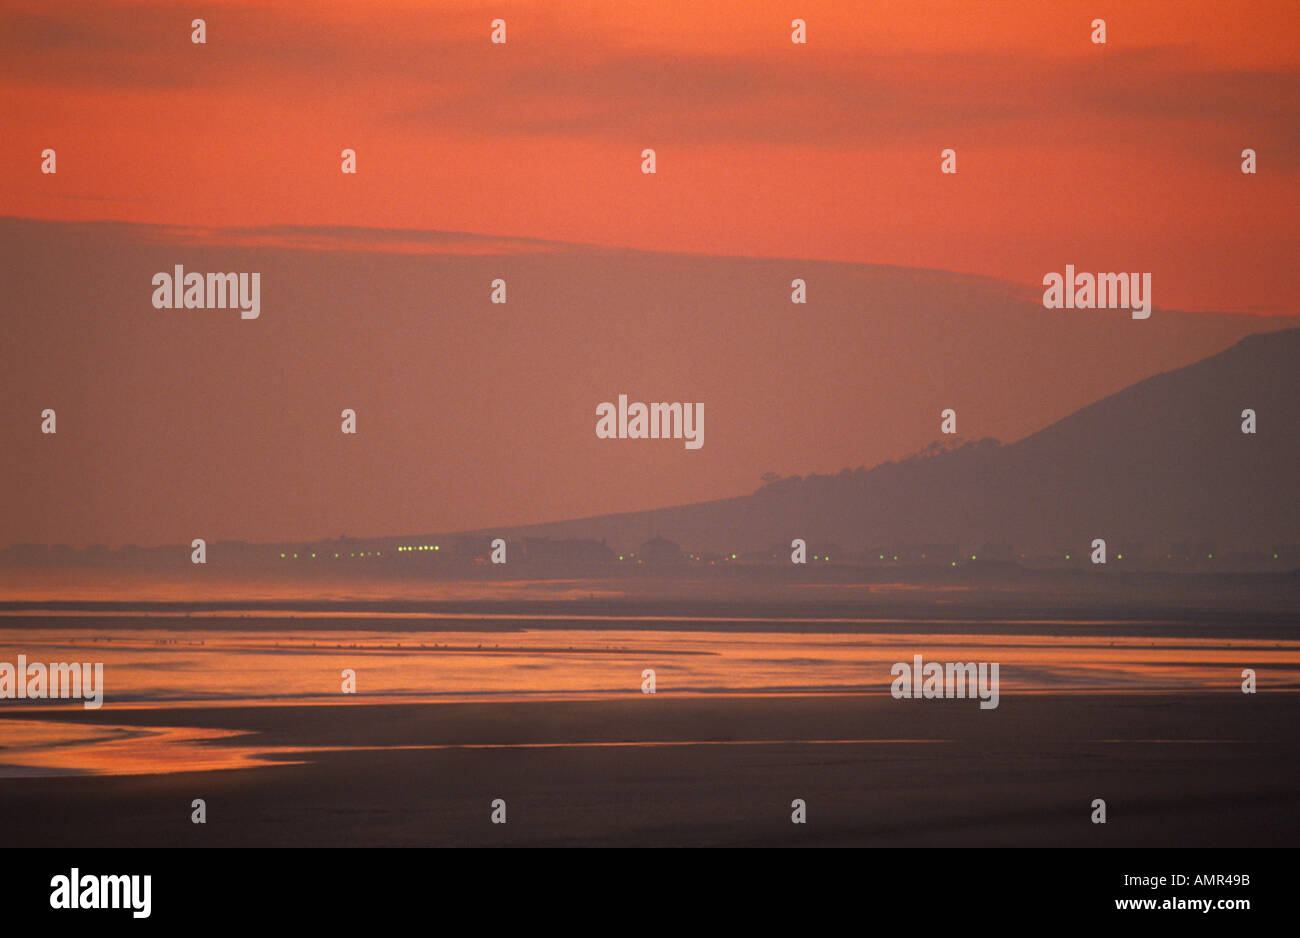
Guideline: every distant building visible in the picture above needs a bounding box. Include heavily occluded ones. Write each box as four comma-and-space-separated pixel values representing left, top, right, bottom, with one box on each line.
640, 536, 682, 564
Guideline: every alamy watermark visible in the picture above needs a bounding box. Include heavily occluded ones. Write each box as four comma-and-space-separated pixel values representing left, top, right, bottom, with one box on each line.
0, 655, 103, 709
50, 869, 150, 918
890, 654, 999, 709
151, 265, 260, 319
1042, 266, 1151, 319
596, 395, 703, 450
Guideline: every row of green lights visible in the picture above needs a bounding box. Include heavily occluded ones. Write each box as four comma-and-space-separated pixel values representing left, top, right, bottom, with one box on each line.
280, 551, 383, 558
397, 545, 440, 551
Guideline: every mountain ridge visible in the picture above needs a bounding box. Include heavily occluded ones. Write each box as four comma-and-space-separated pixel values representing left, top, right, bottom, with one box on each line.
452, 327, 1299, 555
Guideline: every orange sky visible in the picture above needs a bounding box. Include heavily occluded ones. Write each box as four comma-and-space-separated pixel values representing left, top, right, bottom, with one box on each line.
2, 0, 1297, 314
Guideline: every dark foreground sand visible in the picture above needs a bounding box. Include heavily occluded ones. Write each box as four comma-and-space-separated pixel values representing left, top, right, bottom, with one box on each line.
0, 692, 1295, 847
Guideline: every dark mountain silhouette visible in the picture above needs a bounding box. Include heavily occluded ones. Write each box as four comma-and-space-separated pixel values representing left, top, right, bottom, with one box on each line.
470, 328, 1299, 555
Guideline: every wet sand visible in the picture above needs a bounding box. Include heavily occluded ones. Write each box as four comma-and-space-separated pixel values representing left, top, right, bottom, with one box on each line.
0, 692, 1295, 846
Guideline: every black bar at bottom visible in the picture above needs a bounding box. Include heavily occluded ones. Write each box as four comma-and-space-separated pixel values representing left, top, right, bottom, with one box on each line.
1, 847, 1283, 926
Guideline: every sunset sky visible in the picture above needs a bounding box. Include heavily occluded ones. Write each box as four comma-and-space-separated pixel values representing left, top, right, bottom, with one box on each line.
3, 0, 1296, 312
1, 0, 1297, 548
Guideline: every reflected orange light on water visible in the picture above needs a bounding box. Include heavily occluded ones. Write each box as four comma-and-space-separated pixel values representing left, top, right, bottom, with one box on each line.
3, 622, 1296, 776
3, 628, 1295, 705
0, 720, 289, 776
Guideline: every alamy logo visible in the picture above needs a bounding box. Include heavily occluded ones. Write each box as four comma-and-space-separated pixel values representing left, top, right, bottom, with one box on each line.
0, 655, 103, 709
595, 395, 703, 450
50, 869, 150, 918
1042, 265, 1151, 319
890, 654, 1000, 709
151, 265, 260, 319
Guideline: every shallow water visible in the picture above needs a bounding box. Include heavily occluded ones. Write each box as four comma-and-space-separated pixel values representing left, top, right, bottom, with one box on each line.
2, 622, 1295, 704
2, 614, 1297, 776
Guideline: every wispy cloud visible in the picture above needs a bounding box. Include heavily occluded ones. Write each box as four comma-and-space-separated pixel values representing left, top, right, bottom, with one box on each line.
2, 2, 1295, 161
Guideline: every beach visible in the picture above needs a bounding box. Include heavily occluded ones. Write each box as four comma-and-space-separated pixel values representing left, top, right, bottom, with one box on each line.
1, 691, 1295, 847
0, 584, 1295, 847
